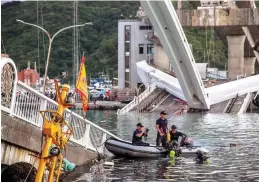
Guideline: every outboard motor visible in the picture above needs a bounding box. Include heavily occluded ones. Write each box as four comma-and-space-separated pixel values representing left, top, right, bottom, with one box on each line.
180, 137, 194, 147
195, 150, 210, 164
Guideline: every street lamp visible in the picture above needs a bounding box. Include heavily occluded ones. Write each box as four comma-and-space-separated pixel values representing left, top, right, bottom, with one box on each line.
16, 19, 93, 92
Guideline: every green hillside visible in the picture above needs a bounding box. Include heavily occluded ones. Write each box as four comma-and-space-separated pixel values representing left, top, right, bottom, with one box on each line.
1, 1, 227, 81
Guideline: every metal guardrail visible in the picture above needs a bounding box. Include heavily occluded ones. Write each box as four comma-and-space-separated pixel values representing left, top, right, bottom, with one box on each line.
1, 57, 121, 155
254, 91, 259, 100
14, 81, 121, 154
117, 83, 156, 115
238, 93, 253, 114
138, 88, 164, 113
224, 94, 238, 113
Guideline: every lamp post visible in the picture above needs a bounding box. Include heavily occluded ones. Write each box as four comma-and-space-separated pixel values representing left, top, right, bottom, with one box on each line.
16, 19, 93, 92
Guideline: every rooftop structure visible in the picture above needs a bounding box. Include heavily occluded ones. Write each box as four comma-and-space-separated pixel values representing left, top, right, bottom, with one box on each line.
18, 62, 40, 86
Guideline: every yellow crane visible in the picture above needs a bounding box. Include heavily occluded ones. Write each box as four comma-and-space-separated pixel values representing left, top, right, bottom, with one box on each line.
35, 80, 75, 182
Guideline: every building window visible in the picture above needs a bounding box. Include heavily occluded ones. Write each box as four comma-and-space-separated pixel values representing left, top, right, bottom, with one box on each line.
125, 72, 130, 87
139, 25, 153, 30
125, 25, 131, 41
125, 56, 130, 69
125, 43, 130, 52
139, 44, 144, 54
125, 43, 130, 53
147, 44, 154, 54
125, 32, 130, 41
125, 25, 131, 87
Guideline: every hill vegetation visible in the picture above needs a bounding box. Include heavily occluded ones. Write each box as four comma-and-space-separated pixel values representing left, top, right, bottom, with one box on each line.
1, 1, 227, 82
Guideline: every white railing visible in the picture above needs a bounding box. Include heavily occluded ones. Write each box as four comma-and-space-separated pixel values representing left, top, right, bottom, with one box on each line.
1, 57, 18, 114
3, 81, 121, 155
117, 83, 156, 115
253, 91, 259, 100
1, 57, 123, 155
238, 93, 253, 114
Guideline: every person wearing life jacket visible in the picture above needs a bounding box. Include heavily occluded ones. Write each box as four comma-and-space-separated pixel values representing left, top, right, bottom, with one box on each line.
169, 125, 187, 146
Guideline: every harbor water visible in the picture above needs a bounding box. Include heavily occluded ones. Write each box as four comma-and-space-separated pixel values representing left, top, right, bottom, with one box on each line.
74, 110, 259, 181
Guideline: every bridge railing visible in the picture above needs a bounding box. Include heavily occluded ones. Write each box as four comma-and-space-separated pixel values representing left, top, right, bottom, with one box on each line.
238, 93, 253, 114
0, 57, 122, 154
1, 57, 121, 155
11, 81, 121, 154
1, 57, 18, 114
117, 83, 156, 115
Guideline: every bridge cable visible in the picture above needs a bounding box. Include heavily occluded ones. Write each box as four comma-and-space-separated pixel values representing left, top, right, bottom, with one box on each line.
213, 6, 216, 68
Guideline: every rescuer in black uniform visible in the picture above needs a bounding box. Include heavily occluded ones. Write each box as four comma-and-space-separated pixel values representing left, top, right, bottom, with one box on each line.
169, 125, 187, 146
132, 123, 149, 146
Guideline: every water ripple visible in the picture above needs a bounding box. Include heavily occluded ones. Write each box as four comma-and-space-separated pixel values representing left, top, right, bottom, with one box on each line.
82, 111, 259, 181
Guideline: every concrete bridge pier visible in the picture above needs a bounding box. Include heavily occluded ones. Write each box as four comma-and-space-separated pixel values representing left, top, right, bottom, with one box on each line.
227, 35, 246, 79
244, 57, 256, 76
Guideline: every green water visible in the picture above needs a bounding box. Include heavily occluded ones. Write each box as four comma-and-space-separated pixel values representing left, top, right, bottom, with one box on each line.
74, 110, 259, 181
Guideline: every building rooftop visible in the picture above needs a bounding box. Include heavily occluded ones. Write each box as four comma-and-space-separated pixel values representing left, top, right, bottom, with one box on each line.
118, 19, 142, 22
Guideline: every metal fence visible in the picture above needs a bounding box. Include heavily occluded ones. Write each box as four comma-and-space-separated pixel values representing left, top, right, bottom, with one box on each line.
117, 83, 156, 115
16, 81, 120, 154
1, 58, 121, 155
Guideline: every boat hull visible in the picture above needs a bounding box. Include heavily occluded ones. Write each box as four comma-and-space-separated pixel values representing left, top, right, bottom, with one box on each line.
105, 138, 209, 158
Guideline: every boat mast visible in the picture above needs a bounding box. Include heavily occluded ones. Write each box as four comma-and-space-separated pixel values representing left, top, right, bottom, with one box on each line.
73, 0, 79, 86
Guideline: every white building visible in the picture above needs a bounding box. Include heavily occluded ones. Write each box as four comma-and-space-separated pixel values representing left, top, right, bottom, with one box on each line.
117, 19, 154, 88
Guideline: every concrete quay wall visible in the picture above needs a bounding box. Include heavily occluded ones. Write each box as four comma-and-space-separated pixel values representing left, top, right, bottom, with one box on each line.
1, 112, 97, 168
76, 101, 127, 110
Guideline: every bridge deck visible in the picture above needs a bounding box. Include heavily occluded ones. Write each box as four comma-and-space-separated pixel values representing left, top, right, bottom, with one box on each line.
137, 60, 259, 106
